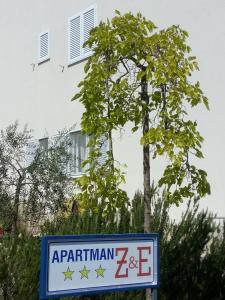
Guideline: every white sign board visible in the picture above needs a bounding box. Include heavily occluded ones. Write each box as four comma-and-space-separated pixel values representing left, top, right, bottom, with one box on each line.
40, 234, 159, 299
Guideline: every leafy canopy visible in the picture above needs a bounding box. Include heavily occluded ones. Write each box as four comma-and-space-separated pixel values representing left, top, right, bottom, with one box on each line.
0, 122, 73, 231
73, 11, 210, 205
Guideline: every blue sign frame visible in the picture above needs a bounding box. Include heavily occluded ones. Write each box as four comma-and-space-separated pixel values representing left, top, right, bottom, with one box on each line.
40, 233, 160, 299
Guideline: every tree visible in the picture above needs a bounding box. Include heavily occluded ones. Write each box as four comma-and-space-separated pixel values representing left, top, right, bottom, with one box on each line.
0, 122, 72, 234
73, 11, 210, 299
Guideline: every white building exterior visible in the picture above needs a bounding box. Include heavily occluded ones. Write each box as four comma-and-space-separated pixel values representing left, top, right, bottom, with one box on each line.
0, 0, 225, 217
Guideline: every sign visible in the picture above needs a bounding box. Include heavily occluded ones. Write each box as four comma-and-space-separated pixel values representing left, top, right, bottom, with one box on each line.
40, 233, 159, 299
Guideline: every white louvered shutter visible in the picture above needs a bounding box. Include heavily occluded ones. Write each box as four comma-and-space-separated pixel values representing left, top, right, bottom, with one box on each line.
83, 7, 95, 54
39, 31, 49, 62
69, 16, 81, 63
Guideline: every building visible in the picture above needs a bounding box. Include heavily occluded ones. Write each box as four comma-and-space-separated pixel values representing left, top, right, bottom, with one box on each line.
0, 0, 224, 218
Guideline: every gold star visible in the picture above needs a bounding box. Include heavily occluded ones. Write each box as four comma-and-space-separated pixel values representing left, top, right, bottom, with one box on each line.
79, 265, 90, 279
95, 265, 106, 278
63, 266, 74, 281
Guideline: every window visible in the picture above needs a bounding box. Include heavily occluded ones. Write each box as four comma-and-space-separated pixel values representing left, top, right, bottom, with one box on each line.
38, 30, 50, 63
68, 4, 97, 65
25, 139, 39, 167
39, 138, 48, 152
97, 136, 108, 166
70, 131, 87, 176
25, 131, 107, 177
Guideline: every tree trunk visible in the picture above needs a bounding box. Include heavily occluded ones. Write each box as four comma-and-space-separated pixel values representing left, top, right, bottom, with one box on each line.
12, 176, 23, 234
3, 282, 8, 300
108, 128, 114, 172
107, 92, 115, 173
141, 76, 151, 300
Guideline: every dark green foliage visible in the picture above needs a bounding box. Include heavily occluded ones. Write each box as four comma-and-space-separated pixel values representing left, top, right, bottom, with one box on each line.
130, 190, 144, 233
158, 204, 225, 300
0, 235, 40, 300
160, 205, 211, 299
0, 191, 13, 232
197, 223, 225, 299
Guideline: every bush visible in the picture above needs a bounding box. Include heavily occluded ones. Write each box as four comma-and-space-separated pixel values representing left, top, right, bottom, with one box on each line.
0, 234, 40, 300
0, 192, 224, 299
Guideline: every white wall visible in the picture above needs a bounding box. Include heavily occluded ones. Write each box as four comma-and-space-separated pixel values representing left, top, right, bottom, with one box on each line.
0, 0, 224, 217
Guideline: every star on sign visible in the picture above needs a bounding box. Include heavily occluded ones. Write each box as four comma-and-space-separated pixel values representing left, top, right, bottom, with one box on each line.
95, 265, 106, 278
63, 266, 74, 281
79, 265, 90, 279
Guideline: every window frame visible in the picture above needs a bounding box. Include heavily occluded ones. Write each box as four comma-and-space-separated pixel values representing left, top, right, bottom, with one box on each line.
38, 30, 50, 64
39, 137, 49, 156
69, 130, 88, 178
68, 4, 97, 65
